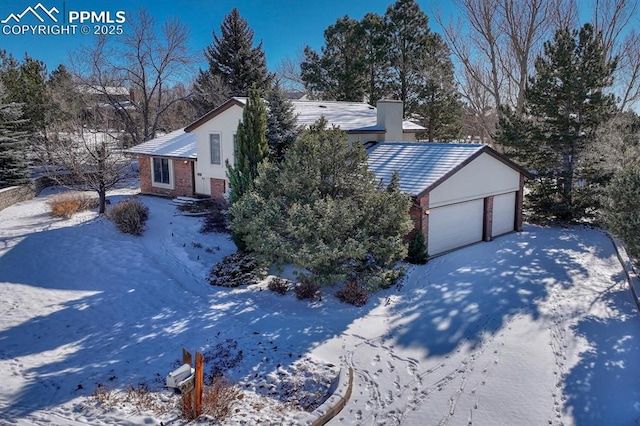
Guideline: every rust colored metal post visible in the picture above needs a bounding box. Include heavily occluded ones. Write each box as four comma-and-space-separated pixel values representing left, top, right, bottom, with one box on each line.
194, 351, 204, 417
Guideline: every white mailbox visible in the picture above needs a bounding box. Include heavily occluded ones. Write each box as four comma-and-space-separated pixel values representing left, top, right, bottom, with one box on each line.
166, 363, 194, 389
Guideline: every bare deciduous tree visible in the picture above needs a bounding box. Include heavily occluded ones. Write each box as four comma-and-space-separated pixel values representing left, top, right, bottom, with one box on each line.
436, 0, 559, 144
70, 8, 193, 145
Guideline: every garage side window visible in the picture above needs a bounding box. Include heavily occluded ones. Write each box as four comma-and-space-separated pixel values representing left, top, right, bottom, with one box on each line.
153, 157, 170, 184
210, 134, 221, 165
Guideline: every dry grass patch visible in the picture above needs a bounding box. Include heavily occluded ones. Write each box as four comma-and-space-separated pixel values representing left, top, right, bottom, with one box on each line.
49, 193, 98, 218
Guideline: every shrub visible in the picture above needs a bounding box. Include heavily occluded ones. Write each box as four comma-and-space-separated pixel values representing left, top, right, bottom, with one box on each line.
200, 209, 229, 234
49, 193, 98, 218
294, 281, 321, 301
335, 281, 368, 307
207, 253, 266, 287
268, 276, 290, 295
603, 165, 640, 259
199, 376, 242, 421
406, 229, 428, 264
108, 198, 149, 236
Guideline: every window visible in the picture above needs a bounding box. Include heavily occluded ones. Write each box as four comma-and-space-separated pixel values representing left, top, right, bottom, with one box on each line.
153, 158, 170, 184
210, 134, 221, 165
233, 134, 237, 165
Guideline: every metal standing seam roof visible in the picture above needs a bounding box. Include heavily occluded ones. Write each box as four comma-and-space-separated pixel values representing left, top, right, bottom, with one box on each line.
367, 142, 485, 196
124, 128, 197, 159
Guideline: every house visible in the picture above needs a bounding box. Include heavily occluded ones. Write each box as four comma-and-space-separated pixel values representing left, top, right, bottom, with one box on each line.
127, 98, 529, 257
126, 98, 424, 200
367, 143, 529, 256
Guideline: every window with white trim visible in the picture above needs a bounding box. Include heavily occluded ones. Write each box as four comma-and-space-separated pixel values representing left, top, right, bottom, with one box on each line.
151, 157, 173, 189
210, 134, 221, 165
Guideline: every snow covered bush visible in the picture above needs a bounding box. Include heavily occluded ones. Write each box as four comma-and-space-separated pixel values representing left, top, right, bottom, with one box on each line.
207, 252, 266, 287
335, 280, 368, 306
49, 193, 98, 218
268, 276, 291, 295
199, 376, 242, 422
294, 281, 321, 301
108, 198, 149, 236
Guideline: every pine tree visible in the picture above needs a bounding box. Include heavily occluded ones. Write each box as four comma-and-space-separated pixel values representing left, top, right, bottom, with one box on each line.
301, 16, 367, 101
498, 24, 617, 221
603, 165, 640, 259
385, 0, 430, 117
229, 121, 413, 287
0, 82, 28, 188
266, 84, 298, 162
414, 33, 463, 141
193, 8, 271, 114
226, 87, 268, 205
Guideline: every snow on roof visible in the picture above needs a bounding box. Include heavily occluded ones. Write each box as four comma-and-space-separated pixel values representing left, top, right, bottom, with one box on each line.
226, 98, 424, 132
291, 100, 424, 132
367, 142, 485, 196
124, 128, 196, 159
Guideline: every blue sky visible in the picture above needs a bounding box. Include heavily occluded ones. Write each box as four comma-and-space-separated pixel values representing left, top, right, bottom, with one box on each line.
0, 0, 458, 75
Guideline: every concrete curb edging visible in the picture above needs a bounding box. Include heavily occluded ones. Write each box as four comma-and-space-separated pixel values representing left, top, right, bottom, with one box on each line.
607, 233, 640, 312
299, 367, 354, 426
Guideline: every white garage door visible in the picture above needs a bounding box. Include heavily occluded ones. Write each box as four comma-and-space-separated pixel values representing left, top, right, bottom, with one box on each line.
492, 192, 516, 237
428, 199, 484, 256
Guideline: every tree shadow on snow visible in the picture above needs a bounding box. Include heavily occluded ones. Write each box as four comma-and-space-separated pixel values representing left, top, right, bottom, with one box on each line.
0, 197, 376, 419
563, 288, 640, 425
386, 225, 596, 357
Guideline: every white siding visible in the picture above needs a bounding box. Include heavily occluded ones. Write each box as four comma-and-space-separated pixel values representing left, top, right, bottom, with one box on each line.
492, 192, 516, 237
193, 105, 244, 182
429, 152, 520, 208
428, 199, 484, 255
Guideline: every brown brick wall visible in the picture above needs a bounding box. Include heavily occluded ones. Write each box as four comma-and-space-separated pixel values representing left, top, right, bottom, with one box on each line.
210, 178, 226, 202
409, 194, 429, 250
483, 196, 494, 242
138, 156, 195, 198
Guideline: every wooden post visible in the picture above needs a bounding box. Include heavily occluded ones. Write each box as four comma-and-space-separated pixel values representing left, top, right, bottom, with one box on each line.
182, 348, 193, 417
194, 351, 204, 417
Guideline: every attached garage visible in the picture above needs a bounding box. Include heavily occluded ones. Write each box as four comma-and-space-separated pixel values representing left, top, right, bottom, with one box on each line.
428, 200, 484, 255
367, 142, 530, 257
492, 192, 517, 237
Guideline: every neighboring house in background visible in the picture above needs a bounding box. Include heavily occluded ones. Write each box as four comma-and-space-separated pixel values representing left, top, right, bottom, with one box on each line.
368, 143, 529, 256
126, 98, 529, 256
126, 98, 424, 200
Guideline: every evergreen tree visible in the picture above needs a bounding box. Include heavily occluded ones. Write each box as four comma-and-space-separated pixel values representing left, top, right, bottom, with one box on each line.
0, 82, 28, 188
414, 33, 463, 141
47, 64, 78, 132
229, 121, 413, 287
497, 24, 617, 221
193, 8, 271, 114
1, 54, 50, 135
301, 16, 367, 101
603, 165, 640, 259
226, 87, 268, 205
266, 84, 299, 162
361, 13, 390, 105
385, 0, 430, 117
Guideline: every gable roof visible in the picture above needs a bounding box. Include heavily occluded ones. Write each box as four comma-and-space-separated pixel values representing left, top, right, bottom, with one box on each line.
184, 97, 425, 133
124, 128, 196, 159
367, 142, 528, 197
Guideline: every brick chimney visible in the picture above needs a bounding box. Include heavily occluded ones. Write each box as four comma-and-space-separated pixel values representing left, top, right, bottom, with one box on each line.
376, 99, 404, 142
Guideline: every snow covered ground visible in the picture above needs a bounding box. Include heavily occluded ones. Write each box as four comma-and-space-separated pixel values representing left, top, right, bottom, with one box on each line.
0, 187, 639, 425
